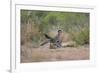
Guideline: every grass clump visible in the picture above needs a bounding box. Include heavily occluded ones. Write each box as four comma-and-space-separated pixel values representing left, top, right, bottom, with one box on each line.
71, 27, 89, 45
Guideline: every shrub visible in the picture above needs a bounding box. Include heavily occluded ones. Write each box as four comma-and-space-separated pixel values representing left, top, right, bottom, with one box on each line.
71, 27, 89, 45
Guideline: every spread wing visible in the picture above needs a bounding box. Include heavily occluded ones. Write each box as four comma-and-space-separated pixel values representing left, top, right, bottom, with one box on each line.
40, 33, 60, 47
40, 34, 54, 46
44, 34, 52, 39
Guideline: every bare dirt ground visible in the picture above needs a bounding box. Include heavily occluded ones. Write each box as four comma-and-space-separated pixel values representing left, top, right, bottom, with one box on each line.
21, 43, 89, 63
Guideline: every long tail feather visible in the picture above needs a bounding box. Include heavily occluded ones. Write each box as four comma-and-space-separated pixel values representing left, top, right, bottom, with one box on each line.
40, 40, 49, 46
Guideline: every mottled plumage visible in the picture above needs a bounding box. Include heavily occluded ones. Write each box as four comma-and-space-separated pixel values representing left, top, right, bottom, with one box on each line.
40, 30, 63, 49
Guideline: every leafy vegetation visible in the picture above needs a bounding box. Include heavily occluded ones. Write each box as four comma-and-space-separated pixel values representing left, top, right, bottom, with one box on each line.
21, 10, 89, 46
70, 27, 89, 45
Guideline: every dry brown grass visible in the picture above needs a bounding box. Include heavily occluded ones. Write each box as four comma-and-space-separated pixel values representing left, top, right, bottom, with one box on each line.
21, 44, 89, 63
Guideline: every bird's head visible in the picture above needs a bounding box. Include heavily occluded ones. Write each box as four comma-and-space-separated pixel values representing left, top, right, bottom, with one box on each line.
58, 30, 62, 35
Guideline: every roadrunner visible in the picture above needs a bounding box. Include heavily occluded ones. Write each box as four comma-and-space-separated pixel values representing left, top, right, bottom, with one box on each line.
40, 30, 63, 49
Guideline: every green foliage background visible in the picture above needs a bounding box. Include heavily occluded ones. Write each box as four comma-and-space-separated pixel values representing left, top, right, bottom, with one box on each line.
21, 10, 89, 46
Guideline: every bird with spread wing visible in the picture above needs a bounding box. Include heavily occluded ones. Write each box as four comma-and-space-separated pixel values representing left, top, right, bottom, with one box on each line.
40, 30, 63, 49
